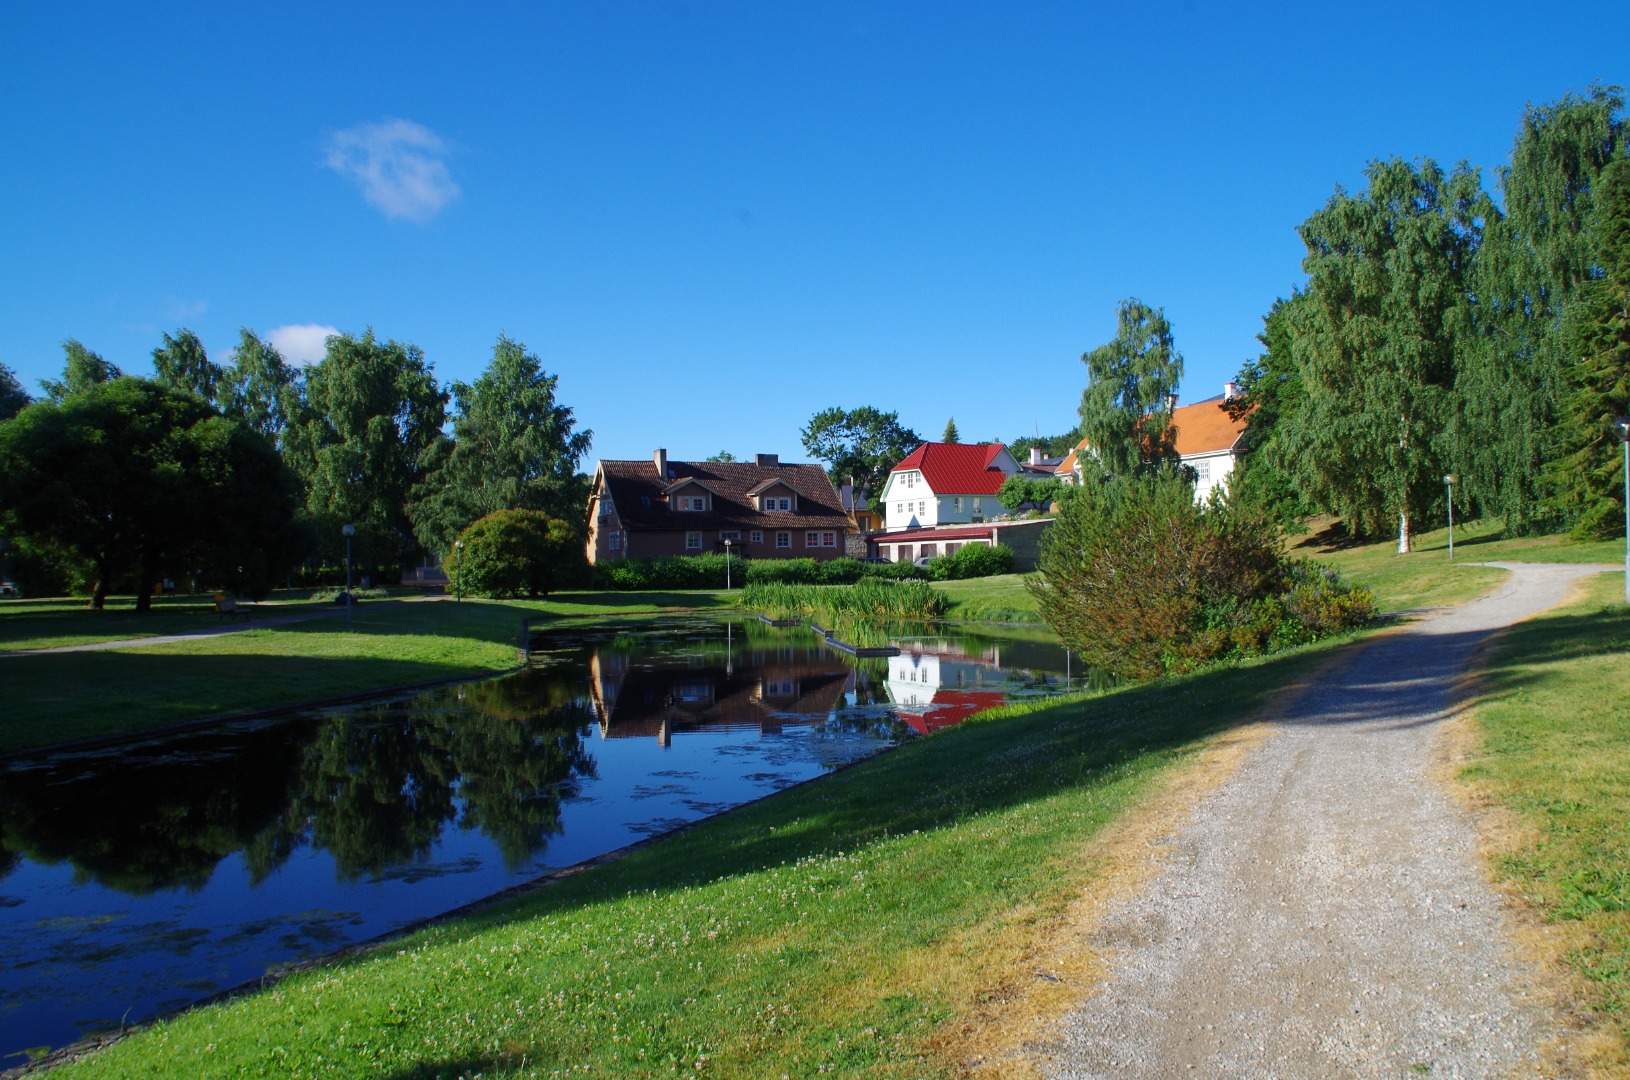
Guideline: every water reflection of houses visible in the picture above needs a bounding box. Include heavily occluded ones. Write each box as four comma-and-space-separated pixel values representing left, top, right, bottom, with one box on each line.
885, 637, 1059, 734
588, 645, 855, 745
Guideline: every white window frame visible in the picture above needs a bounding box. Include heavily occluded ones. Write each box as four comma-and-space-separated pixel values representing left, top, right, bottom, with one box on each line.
608, 532, 622, 551
685, 531, 702, 550
719, 530, 741, 543
750, 530, 763, 544
953, 496, 963, 512
776, 531, 791, 549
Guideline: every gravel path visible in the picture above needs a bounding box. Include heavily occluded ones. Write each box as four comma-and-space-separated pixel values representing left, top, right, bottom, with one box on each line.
1036, 562, 1616, 1080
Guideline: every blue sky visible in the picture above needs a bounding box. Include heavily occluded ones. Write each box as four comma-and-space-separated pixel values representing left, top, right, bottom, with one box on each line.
1, 2, 1625, 465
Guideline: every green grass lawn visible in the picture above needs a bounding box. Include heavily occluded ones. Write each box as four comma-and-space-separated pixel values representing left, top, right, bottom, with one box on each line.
0, 590, 733, 755
0, 591, 343, 651
1295, 516, 1626, 613
49, 640, 1335, 1079
931, 574, 1041, 622
1456, 571, 1630, 1076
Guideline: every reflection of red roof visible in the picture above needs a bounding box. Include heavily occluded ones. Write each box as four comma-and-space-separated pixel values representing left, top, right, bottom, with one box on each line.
891, 442, 1011, 496
900, 690, 1007, 734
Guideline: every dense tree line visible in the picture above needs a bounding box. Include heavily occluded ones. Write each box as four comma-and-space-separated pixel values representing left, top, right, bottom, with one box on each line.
1233, 85, 1629, 548
0, 329, 591, 605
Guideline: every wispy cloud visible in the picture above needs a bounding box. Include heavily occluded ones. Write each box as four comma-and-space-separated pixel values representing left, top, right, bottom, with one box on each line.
323, 118, 460, 223
268, 323, 340, 366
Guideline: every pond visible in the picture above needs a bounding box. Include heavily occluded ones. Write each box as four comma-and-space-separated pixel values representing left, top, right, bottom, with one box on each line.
0, 616, 1081, 1064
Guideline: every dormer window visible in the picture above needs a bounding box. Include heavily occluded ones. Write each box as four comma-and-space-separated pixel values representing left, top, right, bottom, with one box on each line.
679, 495, 709, 511
760, 496, 791, 512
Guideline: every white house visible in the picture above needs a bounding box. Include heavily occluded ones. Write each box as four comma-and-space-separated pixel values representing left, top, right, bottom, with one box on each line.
1055, 384, 1250, 503
878, 442, 1021, 532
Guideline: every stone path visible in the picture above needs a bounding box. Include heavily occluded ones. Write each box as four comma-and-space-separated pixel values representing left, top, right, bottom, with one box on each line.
1036, 562, 1617, 1079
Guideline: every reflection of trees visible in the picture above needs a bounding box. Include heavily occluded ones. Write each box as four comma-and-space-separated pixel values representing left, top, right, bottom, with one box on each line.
256, 683, 596, 880
427, 686, 597, 869
0, 673, 597, 893
0, 722, 312, 894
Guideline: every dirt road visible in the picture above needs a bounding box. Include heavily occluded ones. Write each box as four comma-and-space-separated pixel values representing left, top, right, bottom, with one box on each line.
1033, 562, 1614, 1079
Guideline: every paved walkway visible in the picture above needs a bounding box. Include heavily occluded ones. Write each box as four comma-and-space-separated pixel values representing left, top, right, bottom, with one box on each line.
1036, 562, 1617, 1079
0, 595, 448, 657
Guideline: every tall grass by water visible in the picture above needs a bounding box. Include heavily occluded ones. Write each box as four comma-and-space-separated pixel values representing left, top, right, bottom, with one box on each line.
740, 579, 950, 622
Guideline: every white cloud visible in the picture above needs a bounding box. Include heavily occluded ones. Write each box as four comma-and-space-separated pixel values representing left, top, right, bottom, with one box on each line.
268, 323, 340, 367
323, 118, 460, 223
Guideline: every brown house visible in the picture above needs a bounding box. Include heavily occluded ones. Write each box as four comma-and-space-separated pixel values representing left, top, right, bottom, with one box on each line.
586, 450, 853, 564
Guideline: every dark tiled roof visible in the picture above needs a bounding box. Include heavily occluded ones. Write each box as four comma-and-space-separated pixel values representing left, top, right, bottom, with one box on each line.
595, 458, 850, 531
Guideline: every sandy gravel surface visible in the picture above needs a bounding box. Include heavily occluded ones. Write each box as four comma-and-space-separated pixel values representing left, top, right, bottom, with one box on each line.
1034, 562, 1614, 1079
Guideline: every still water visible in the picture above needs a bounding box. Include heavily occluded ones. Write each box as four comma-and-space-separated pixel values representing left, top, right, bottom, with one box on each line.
0, 617, 1078, 1063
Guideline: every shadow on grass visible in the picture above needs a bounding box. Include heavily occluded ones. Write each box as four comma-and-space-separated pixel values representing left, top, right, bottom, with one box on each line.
1471, 602, 1630, 697
0, 652, 505, 755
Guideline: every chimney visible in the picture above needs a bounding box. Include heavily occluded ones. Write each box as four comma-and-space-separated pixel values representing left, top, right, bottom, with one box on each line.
653, 448, 667, 478
755, 452, 779, 467
1224, 381, 1240, 401
1167, 393, 1179, 413
1029, 446, 1043, 466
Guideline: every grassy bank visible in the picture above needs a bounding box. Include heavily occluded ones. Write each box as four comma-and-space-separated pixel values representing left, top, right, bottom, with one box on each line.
1456, 572, 1630, 1073
0, 592, 344, 652
50, 640, 1334, 1078
931, 574, 1041, 623
0, 591, 730, 755
1293, 516, 1623, 613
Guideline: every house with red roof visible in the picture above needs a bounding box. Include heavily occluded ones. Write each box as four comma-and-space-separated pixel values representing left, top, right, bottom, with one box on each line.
877, 442, 1021, 533
586, 450, 852, 564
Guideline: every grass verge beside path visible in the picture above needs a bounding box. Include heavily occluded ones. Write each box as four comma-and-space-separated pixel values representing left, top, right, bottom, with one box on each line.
1454, 572, 1630, 1075
0, 590, 731, 756
0, 592, 343, 652
50, 640, 1337, 1079
1297, 516, 1625, 613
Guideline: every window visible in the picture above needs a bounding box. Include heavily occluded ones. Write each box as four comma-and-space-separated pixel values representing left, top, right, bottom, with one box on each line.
776, 531, 791, 549
946, 543, 960, 555
896, 502, 904, 514
685, 531, 702, 550
905, 473, 915, 489
750, 530, 763, 544
805, 531, 836, 548
609, 533, 622, 552
683, 495, 708, 511
972, 498, 983, 514
719, 530, 741, 543
953, 497, 963, 512
1193, 459, 1211, 481
894, 545, 912, 562
760, 495, 791, 512
920, 543, 937, 558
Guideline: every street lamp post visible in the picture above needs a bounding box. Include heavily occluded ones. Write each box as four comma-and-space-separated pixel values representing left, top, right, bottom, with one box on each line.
342, 524, 356, 631
724, 538, 732, 590
455, 540, 464, 603
1443, 474, 1457, 561
1618, 419, 1630, 606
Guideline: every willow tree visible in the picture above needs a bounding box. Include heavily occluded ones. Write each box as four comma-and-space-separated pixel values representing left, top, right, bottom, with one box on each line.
221, 329, 297, 440
1277, 158, 1491, 553
1456, 85, 1625, 530
152, 328, 224, 405
1077, 298, 1183, 481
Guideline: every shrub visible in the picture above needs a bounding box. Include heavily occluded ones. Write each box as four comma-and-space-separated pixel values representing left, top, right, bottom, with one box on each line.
739, 579, 950, 622
1029, 472, 1372, 681
926, 543, 1014, 580
447, 510, 586, 599
593, 552, 743, 590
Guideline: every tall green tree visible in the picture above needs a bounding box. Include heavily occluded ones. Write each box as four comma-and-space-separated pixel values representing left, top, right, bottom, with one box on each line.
407, 334, 592, 555
1228, 295, 1315, 526
942, 417, 960, 443
0, 378, 302, 609
800, 406, 922, 505
221, 328, 298, 440
1274, 158, 1491, 552
151, 328, 224, 404
39, 339, 122, 402
0, 362, 29, 421
1077, 298, 1183, 480
283, 330, 448, 569
1550, 155, 1630, 537
1456, 85, 1625, 530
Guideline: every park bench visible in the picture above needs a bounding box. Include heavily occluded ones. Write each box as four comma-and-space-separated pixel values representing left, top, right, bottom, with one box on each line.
213, 594, 251, 620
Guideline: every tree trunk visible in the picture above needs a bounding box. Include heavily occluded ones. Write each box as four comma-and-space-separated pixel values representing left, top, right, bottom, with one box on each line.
1397, 509, 1412, 555
90, 555, 108, 610
134, 549, 157, 612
